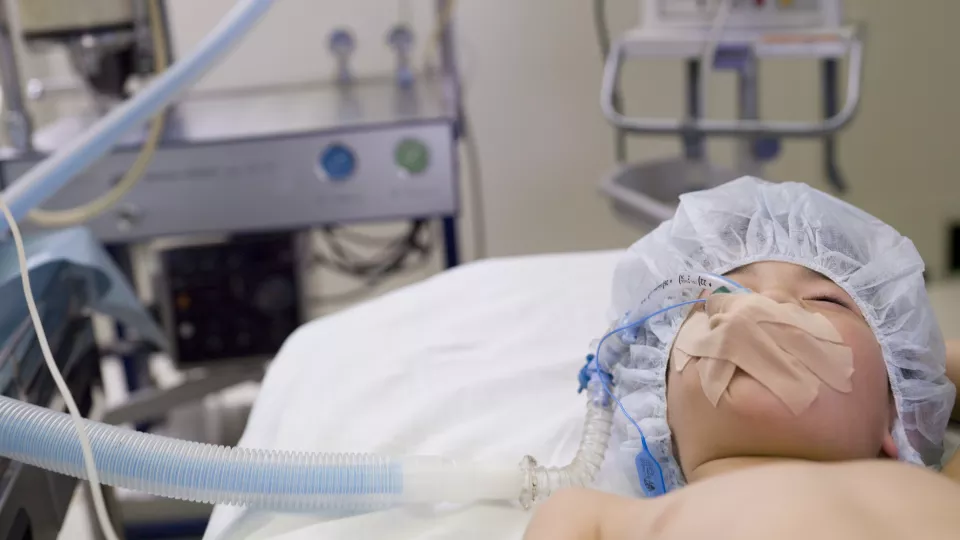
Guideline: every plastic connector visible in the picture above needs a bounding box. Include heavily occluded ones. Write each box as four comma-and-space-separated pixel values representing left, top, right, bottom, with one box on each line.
577, 354, 612, 398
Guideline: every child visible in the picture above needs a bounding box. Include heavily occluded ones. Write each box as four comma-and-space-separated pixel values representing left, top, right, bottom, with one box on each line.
524, 177, 960, 539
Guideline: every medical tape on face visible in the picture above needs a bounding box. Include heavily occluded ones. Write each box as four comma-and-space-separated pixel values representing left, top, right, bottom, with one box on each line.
672, 293, 854, 415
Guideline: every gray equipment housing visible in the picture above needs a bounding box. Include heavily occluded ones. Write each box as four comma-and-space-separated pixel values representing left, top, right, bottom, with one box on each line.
1, 77, 459, 243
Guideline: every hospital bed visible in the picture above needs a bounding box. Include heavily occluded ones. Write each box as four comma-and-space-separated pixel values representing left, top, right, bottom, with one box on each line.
204, 250, 960, 540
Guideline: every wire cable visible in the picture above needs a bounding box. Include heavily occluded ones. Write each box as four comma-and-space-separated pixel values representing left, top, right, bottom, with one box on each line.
593, 298, 706, 496
592, 0, 627, 162
27, 0, 168, 227
316, 220, 432, 279
590, 274, 746, 495
311, 221, 433, 305
321, 226, 406, 247
460, 114, 487, 259
0, 198, 120, 539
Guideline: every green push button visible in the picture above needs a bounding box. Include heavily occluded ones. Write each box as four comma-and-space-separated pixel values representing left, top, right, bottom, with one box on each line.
395, 138, 430, 175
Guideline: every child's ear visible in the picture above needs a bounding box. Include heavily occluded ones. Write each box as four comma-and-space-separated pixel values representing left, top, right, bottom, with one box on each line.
881, 399, 899, 459
881, 432, 899, 459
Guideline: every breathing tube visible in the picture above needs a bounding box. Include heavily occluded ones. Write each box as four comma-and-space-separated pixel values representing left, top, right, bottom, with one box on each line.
0, 392, 522, 511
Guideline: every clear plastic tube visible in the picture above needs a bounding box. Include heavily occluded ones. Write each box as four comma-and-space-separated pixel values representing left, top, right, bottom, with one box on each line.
520, 383, 614, 507
0, 394, 520, 512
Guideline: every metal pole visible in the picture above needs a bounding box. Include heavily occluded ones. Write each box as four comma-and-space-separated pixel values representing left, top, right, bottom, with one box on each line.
441, 215, 459, 268
735, 50, 760, 176
684, 59, 704, 160
821, 58, 847, 192
437, 0, 465, 264
436, 0, 463, 136
0, 4, 32, 152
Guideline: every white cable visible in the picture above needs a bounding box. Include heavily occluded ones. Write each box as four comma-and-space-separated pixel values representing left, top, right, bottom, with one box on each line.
0, 199, 120, 539
698, 0, 735, 121
28, 0, 169, 227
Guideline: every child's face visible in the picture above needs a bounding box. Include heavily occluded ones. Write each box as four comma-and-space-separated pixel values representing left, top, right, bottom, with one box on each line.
666, 262, 898, 480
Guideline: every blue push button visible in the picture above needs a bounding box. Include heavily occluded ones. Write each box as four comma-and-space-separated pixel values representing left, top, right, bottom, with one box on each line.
320, 144, 356, 181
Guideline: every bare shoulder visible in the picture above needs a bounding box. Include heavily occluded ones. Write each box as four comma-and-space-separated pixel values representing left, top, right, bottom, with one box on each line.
645, 461, 960, 540
523, 487, 654, 540
525, 462, 960, 540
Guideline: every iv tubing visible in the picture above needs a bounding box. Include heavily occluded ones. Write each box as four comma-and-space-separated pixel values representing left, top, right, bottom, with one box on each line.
0, 0, 276, 232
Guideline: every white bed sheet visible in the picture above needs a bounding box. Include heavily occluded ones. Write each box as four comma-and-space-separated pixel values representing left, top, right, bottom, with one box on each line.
204, 250, 627, 540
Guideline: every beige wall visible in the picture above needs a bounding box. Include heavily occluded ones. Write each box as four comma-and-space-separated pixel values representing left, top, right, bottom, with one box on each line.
27, 0, 960, 291
831, 0, 960, 279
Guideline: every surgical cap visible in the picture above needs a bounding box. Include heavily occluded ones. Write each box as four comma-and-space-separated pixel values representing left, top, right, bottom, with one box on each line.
606, 176, 955, 493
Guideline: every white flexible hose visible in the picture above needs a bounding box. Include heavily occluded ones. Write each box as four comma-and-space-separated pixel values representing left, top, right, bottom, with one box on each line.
28, 0, 169, 227
0, 0, 276, 231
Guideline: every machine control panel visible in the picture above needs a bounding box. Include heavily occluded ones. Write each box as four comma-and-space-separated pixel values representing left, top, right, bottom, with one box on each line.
394, 138, 430, 176
3, 121, 458, 242
318, 143, 357, 181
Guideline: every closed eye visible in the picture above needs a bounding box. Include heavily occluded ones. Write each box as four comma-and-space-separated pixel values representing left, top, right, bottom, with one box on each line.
808, 294, 850, 309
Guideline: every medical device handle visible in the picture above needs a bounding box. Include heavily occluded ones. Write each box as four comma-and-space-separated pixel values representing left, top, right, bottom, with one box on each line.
822, 58, 847, 192
599, 37, 864, 139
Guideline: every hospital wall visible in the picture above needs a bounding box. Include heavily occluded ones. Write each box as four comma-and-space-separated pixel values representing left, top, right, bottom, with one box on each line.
26, 0, 960, 310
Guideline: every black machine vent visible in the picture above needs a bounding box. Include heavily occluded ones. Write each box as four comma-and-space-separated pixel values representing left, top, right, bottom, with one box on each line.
161, 232, 302, 367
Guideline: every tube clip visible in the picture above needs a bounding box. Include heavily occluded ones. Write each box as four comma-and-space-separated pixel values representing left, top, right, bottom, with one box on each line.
577, 354, 612, 395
